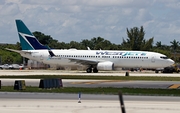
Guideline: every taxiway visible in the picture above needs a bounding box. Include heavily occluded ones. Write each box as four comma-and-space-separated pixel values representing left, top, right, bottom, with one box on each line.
0, 70, 180, 77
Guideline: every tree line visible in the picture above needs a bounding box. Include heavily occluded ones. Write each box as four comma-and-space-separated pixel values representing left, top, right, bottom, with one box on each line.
0, 26, 179, 64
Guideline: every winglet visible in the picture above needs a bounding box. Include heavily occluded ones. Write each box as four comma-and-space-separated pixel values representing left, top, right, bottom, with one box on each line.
45, 46, 56, 57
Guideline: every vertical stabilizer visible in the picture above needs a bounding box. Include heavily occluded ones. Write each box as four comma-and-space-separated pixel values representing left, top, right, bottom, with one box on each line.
15, 20, 47, 50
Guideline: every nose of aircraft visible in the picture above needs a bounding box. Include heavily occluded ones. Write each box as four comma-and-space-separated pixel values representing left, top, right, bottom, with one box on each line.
167, 59, 175, 65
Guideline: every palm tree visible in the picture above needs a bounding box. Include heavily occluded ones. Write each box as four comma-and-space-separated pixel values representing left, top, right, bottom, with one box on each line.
122, 26, 154, 50
156, 41, 162, 48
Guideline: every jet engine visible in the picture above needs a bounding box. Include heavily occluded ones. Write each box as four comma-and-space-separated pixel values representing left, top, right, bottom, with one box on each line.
97, 61, 114, 70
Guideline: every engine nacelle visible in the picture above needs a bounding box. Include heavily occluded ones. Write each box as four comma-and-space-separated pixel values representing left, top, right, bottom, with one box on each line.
97, 61, 114, 70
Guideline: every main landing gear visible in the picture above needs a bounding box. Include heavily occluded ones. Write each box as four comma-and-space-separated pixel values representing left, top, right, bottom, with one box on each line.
86, 67, 98, 73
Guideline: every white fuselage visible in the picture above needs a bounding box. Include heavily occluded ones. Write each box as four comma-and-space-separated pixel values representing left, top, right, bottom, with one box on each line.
20, 49, 174, 70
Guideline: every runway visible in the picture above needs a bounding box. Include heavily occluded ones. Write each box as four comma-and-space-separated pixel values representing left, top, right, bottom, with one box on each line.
0, 92, 180, 113
0, 70, 180, 77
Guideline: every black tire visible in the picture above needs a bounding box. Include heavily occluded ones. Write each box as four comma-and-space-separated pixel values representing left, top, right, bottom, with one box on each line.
86, 68, 92, 73
155, 70, 159, 73
93, 68, 98, 73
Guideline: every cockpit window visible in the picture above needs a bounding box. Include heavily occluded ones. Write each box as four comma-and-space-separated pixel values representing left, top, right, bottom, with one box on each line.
160, 56, 168, 59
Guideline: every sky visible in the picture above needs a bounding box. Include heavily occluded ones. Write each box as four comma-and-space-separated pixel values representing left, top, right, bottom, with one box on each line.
0, 0, 180, 45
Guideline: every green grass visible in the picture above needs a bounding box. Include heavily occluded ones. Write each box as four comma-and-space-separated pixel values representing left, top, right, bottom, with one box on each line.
0, 86, 180, 96
0, 75, 180, 81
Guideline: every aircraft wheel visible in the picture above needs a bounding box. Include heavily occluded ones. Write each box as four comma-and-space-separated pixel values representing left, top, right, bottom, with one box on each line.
86, 68, 92, 73
155, 70, 159, 73
93, 68, 98, 73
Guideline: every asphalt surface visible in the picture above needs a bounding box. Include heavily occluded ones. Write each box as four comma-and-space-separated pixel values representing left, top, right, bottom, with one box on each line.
0, 69, 180, 77
0, 92, 180, 113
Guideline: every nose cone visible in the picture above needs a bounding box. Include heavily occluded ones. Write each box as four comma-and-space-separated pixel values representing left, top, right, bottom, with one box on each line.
167, 59, 175, 66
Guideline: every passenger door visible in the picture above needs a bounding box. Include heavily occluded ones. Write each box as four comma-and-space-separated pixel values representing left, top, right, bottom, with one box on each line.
151, 56, 155, 63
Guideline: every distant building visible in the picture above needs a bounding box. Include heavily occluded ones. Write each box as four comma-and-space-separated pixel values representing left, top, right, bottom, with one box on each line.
27, 60, 49, 69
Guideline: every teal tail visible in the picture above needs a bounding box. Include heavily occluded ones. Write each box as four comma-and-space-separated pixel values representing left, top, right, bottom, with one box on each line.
15, 20, 47, 50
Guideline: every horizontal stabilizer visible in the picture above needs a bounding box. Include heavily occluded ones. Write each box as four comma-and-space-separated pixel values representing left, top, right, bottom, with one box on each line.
5, 48, 32, 54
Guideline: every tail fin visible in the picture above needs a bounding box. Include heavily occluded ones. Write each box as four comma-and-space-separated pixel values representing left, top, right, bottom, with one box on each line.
15, 20, 47, 50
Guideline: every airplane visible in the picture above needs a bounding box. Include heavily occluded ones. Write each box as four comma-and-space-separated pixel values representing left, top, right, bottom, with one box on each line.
6, 19, 175, 73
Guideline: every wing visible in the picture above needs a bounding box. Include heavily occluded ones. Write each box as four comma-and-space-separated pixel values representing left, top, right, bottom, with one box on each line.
68, 58, 99, 66
47, 49, 100, 66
